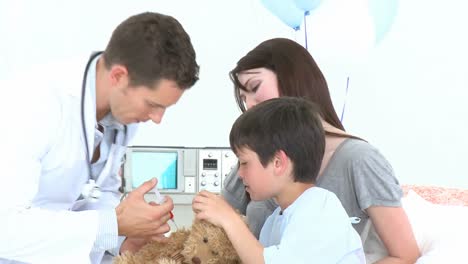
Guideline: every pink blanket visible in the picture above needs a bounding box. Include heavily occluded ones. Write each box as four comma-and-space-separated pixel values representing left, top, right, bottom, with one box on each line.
402, 185, 468, 206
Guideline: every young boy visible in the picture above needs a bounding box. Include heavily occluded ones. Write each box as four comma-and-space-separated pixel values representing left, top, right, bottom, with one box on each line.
192, 97, 365, 263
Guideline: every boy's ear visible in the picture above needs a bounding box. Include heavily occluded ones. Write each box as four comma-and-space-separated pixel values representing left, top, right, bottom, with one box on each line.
273, 150, 289, 174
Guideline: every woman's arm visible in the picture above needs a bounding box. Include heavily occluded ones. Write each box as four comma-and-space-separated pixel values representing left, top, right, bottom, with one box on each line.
368, 206, 420, 264
342, 140, 420, 263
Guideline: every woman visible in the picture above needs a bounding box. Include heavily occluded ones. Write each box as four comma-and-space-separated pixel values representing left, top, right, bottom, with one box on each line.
222, 38, 419, 263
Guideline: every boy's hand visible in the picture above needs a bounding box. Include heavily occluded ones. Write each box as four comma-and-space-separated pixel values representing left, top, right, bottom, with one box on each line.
192, 190, 239, 229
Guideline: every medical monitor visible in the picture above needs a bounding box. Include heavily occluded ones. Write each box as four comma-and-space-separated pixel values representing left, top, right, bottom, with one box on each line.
123, 146, 238, 194
124, 147, 185, 193
131, 151, 178, 189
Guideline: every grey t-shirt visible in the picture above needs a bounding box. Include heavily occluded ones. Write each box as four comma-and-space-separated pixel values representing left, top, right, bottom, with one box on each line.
222, 138, 402, 238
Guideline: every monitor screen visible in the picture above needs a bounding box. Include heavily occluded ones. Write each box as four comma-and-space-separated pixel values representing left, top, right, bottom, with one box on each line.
130, 151, 178, 189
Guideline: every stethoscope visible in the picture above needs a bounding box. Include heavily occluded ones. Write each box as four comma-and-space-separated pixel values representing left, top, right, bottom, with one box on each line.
80, 51, 127, 201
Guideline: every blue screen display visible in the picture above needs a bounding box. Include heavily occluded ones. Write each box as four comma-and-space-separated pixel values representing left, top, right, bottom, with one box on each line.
131, 151, 177, 189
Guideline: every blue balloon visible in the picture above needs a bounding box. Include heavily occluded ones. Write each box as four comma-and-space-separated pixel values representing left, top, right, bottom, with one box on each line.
261, 0, 304, 31
369, 0, 399, 43
293, 0, 322, 12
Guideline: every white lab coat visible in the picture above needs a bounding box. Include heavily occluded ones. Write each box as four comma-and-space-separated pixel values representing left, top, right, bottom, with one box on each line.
0, 55, 138, 263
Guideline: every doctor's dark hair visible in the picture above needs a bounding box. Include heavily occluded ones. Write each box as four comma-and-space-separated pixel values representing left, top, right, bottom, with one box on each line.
229, 97, 325, 183
103, 12, 199, 89
230, 38, 345, 133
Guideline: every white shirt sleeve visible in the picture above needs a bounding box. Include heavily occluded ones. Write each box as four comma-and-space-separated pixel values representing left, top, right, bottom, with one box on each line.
92, 209, 118, 252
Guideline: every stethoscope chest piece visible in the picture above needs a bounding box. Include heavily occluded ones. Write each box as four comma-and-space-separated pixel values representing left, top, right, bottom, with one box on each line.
81, 179, 101, 202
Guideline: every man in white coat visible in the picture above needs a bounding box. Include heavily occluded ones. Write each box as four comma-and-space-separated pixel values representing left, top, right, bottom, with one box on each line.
0, 12, 199, 263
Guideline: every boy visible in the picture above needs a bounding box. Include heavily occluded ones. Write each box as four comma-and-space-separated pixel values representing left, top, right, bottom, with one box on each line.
193, 97, 365, 263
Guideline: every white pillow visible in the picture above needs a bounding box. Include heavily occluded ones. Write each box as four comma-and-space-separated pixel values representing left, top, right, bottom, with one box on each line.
402, 190, 468, 263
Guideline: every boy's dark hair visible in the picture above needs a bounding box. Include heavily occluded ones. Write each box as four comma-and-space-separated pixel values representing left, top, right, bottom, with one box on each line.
103, 12, 199, 89
229, 97, 325, 183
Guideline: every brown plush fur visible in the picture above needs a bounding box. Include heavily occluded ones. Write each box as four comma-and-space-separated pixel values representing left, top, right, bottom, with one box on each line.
114, 230, 190, 264
181, 220, 240, 264
113, 219, 241, 264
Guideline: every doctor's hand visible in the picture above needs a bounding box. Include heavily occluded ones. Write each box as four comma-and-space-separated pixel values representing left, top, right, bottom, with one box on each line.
120, 234, 167, 254
119, 237, 148, 254
116, 178, 173, 239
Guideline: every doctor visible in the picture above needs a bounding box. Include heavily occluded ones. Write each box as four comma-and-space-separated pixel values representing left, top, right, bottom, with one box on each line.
0, 12, 199, 263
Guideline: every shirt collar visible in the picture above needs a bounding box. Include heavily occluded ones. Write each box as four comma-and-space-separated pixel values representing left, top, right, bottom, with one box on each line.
87, 53, 125, 131
99, 112, 125, 131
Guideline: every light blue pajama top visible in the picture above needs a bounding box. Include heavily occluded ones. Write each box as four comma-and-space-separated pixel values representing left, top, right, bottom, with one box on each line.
260, 187, 366, 264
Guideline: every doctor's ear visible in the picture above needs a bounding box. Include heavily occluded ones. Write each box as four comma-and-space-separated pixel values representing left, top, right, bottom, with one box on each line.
109, 64, 129, 87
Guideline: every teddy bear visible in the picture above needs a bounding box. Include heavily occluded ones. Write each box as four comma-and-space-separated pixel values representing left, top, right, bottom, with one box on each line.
113, 218, 241, 264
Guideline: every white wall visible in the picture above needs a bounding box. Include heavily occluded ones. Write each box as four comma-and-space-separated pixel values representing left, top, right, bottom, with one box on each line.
324, 0, 468, 189
1, 0, 467, 188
